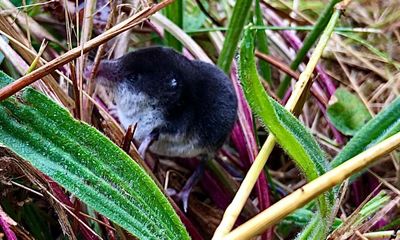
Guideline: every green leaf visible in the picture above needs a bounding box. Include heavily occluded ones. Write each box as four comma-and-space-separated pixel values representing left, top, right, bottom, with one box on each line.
238, 27, 333, 230
295, 216, 324, 240
331, 97, 400, 168
0, 72, 189, 240
22, 204, 53, 240
282, 208, 314, 226
331, 191, 390, 238
183, 2, 207, 31
327, 88, 372, 136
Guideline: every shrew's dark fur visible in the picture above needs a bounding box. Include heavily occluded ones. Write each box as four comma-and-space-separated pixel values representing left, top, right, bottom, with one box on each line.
96, 46, 238, 157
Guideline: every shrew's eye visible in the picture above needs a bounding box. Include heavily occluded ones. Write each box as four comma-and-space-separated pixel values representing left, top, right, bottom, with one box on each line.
170, 78, 178, 88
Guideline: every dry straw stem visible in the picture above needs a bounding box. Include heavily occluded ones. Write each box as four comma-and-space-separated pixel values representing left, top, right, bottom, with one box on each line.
0, 0, 175, 101
78, 0, 97, 120
255, 51, 328, 105
0, 15, 73, 108
151, 13, 212, 63
0, 33, 60, 102
0, 29, 145, 170
363, 230, 400, 239
223, 131, 400, 240
0, 0, 59, 43
213, 5, 342, 240
0, 29, 128, 144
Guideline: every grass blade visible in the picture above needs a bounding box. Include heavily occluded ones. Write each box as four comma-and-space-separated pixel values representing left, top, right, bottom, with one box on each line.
164, 0, 183, 51
217, 0, 252, 73
277, 0, 341, 97
254, 0, 272, 84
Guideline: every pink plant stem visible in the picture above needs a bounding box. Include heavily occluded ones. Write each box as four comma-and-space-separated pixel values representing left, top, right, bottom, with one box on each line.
98, 215, 116, 240
0, 211, 17, 240
46, 177, 100, 240
263, 7, 337, 96
263, 7, 345, 145
230, 64, 272, 240
316, 64, 336, 97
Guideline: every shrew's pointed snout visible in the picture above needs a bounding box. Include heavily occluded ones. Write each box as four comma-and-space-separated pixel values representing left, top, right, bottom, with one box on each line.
85, 59, 122, 84
95, 59, 121, 83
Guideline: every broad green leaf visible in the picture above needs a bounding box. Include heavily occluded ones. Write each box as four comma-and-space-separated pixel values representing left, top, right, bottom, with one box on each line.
238, 28, 333, 228
0, 72, 189, 240
327, 88, 372, 136
331, 97, 400, 168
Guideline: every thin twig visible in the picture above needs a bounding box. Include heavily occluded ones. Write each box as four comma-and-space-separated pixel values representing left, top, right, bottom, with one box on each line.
0, 0, 176, 101
255, 50, 328, 105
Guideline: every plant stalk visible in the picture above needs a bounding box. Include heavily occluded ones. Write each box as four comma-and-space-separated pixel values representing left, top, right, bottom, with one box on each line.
223, 131, 400, 240
213, 6, 341, 239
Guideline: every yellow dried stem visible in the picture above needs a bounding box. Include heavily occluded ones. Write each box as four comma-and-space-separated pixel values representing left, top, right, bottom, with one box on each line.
151, 12, 212, 63
85, 0, 118, 123
0, 0, 60, 44
223, 131, 400, 240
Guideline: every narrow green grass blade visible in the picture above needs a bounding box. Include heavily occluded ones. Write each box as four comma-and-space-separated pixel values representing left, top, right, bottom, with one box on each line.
331, 97, 400, 167
338, 32, 400, 70
239, 28, 333, 227
355, 191, 390, 226
22, 204, 53, 240
186, 26, 381, 34
164, 0, 183, 52
0, 72, 189, 240
255, 0, 272, 84
277, 0, 341, 98
332, 191, 390, 237
217, 0, 253, 73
